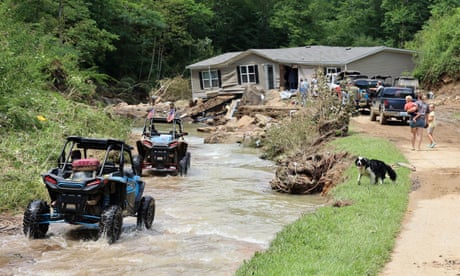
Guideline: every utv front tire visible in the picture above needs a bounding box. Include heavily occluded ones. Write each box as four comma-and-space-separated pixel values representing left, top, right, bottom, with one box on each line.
98, 205, 123, 244
179, 158, 187, 176
137, 196, 155, 230
186, 152, 191, 172
23, 200, 50, 239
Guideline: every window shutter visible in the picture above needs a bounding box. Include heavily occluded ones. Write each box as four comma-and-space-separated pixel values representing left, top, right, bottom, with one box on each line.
199, 71, 203, 90
218, 70, 222, 88
255, 65, 259, 84
237, 66, 241, 85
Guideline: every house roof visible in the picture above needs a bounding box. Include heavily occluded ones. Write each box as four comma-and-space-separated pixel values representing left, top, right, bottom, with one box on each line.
186, 45, 416, 69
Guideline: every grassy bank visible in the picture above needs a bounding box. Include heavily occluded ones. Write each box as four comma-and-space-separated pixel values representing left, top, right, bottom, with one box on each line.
236, 132, 412, 275
0, 90, 131, 213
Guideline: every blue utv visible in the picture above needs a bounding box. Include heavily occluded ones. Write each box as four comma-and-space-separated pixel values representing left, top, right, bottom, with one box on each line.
23, 136, 155, 244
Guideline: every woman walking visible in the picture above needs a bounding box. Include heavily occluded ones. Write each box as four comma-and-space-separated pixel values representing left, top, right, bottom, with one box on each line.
411, 94, 429, 150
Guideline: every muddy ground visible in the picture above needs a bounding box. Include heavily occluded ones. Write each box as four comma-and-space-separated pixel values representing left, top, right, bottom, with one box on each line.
349, 84, 460, 275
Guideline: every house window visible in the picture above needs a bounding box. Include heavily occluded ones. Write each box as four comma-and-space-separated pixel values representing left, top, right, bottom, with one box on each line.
326, 67, 340, 75
238, 65, 259, 84
201, 70, 220, 89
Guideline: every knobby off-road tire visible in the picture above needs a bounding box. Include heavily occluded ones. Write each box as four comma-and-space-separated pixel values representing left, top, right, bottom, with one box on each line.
179, 152, 191, 176
98, 205, 123, 244
186, 152, 191, 172
23, 200, 50, 239
136, 196, 155, 230
179, 158, 187, 176
171, 154, 180, 176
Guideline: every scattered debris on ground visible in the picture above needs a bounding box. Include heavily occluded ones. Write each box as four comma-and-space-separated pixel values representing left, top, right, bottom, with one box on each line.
111, 83, 354, 196
270, 152, 351, 195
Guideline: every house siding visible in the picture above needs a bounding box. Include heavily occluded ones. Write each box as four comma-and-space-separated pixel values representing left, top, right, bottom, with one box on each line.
348, 51, 415, 81
298, 66, 317, 86
188, 46, 416, 99
230, 55, 275, 90
191, 54, 277, 99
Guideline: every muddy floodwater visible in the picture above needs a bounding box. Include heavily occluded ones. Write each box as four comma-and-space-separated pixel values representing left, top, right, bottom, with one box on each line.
1, 134, 325, 276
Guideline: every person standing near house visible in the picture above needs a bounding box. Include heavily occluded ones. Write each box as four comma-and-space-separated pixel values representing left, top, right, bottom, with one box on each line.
341, 81, 351, 105
299, 78, 309, 106
376, 81, 384, 94
348, 81, 360, 108
311, 76, 318, 97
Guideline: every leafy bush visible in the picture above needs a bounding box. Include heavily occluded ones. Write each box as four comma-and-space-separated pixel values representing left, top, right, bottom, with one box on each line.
409, 7, 460, 85
0, 89, 132, 212
0, 6, 132, 212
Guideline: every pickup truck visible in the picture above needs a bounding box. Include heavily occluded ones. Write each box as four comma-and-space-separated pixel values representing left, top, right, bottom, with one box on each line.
370, 87, 415, 125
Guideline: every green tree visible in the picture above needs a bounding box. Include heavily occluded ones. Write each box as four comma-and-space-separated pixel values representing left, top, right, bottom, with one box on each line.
0, 2, 97, 131
152, 0, 215, 77
381, 0, 433, 47
204, 0, 283, 51
88, 0, 166, 81
324, 0, 384, 46
268, 0, 384, 47
409, 6, 460, 85
7, 0, 119, 68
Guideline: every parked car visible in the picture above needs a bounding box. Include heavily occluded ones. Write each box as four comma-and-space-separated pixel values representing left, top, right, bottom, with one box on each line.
370, 87, 415, 124
370, 75, 392, 87
393, 76, 420, 92
329, 70, 368, 92
136, 117, 191, 176
23, 136, 155, 244
336, 70, 368, 83
352, 78, 379, 111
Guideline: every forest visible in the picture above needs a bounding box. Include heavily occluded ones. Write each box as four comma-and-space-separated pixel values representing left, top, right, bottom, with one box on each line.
0, 0, 459, 127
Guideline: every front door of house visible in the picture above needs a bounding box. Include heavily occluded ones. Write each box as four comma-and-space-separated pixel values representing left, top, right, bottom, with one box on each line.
264, 64, 274, 90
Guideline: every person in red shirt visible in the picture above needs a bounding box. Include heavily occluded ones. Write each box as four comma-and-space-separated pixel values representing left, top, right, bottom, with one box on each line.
404, 95, 418, 150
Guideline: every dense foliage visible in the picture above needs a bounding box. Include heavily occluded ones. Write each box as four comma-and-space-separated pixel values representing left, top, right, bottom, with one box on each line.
2, 0, 459, 101
0, 4, 131, 211
409, 6, 460, 86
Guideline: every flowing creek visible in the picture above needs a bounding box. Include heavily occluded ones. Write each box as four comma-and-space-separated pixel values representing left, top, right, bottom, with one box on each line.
1, 134, 325, 276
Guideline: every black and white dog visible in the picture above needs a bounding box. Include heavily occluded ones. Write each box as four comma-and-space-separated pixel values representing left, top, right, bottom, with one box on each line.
355, 156, 397, 185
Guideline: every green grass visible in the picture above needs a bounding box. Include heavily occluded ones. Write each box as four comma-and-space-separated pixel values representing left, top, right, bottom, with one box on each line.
0, 90, 132, 213
236, 133, 412, 276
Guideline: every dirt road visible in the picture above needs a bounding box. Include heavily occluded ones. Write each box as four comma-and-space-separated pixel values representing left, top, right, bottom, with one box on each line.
351, 99, 460, 275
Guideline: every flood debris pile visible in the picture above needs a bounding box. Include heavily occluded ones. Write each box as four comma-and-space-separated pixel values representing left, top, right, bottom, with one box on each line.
312, 109, 350, 146
196, 85, 299, 144
269, 89, 353, 195
270, 150, 350, 195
